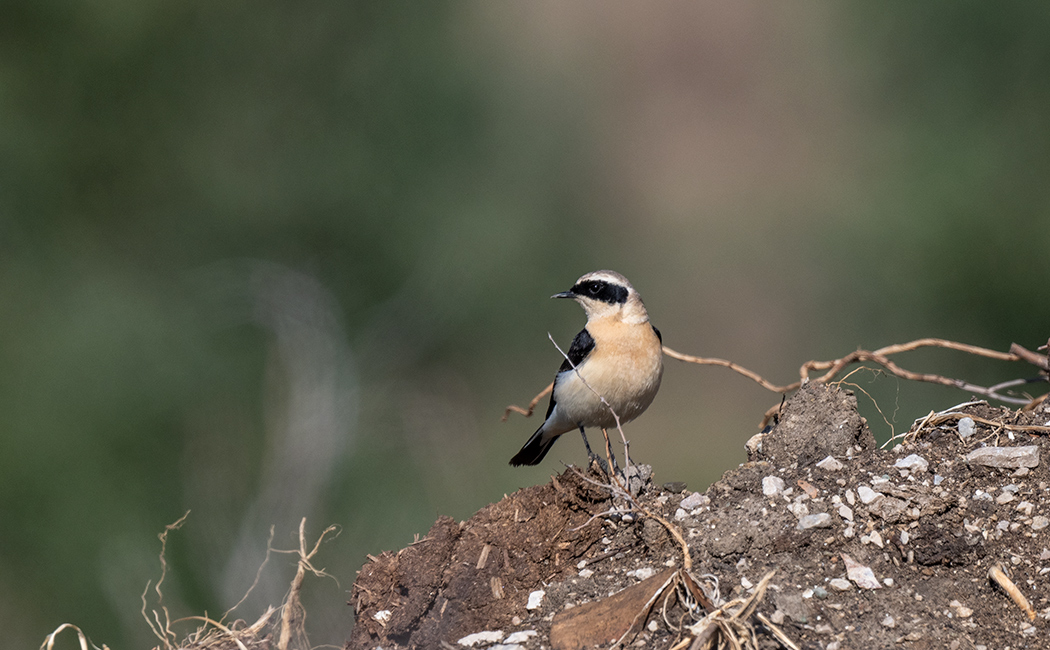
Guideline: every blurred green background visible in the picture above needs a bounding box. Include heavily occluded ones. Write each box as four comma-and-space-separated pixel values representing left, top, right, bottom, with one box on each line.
3, 2, 1049, 647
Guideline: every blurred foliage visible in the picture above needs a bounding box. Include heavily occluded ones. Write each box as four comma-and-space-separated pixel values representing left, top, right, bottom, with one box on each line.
1, 2, 1049, 648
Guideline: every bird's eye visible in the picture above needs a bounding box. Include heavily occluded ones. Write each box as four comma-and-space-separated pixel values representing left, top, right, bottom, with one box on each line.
588, 282, 602, 294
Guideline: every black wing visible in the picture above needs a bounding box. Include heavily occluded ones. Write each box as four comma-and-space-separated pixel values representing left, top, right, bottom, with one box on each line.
651, 324, 662, 343
543, 328, 595, 420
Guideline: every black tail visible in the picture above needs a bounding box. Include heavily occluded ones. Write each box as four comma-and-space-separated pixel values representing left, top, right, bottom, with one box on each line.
509, 426, 557, 466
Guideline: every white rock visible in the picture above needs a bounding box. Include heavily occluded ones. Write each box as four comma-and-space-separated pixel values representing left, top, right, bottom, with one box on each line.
858, 485, 880, 505
837, 504, 854, 522
458, 631, 504, 646
1033, 516, 1049, 531
763, 476, 786, 496
829, 578, 852, 591
966, 445, 1040, 469
900, 530, 910, 545
817, 455, 844, 471
674, 508, 688, 521
842, 553, 881, 589
797, 513, 833, 530
505, 631, 538, 644
525, 590, 545, 610
958, 417, 975, 438
996, 492, 1015, 505
845, 489, 856, 506
578, 568, 594, 578
881, 615, 896, 628
680, 492, 709, 510
894, 454, 929, 474
741, 576, 753, 589
627, 567, 656, 581
373, 609, 391, 624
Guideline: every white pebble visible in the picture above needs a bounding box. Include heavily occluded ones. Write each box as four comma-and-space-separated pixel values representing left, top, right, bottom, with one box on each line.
763, 476, 786, 496
958, 417, 975, 438
837, 504, 854, 522
505, 631, 537, 644
526, 590, 545, 610
797, 513, 832, 530
858, 485, 880, 505
817, 455, 844, 471
458, 631, 504, 646
680, 492, 709, 510
1033, 516, 1049, 531
829, 578, 852, 591
894, 454, 929, 474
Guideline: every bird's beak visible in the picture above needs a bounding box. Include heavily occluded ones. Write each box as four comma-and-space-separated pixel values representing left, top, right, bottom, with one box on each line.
551, 291, 575, 300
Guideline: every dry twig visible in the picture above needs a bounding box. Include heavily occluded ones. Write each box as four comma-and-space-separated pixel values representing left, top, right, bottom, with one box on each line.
989, 564, 1036, 621
662, 338, 1048, 407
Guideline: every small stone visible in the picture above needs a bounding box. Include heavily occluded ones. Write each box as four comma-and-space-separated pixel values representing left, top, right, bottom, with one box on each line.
966, 445, 1040, 469
894, 454, 929, 474
741, 576, 753, 589
900, 530, 910, 545
934, 474, 945, 485
505, 631, 537, 644
763, 476, 786, 496
627, 567, 656, 581
842, 553, 881, 589
578, 568, 593, 578
680, 492, 709, 510
769, 610, 786, 625
1032, 516, 1049, 531
814, 623, 834, 634
827, 643, 841, 650
647, 620, 659, 632
997, 520, 1010, 531
526, 590, 545, 610
373, 609, 391, 624
883, 578, 894, 587
798, 513, 833, 530
1003, 483, 1020, 493
1039, 548, 1050, 561
858, 485, 880, 505
829, 578, 852, 591
663, 481, 687, 493
817, 455, 844, 471
674, 508, 688, 521
996, 492, 1016, 505
837, 504, 854, 522
881, 614, 896, 628
458, 631, 504, 646
1016, 501, 1035, 516
812, 586, 828, 599
869, 530, 884, 548
958, 417, 975, 438
845, 489, 856, 506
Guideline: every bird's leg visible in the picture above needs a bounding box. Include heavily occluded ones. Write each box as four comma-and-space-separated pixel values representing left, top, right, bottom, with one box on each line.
579, 426, 610, 475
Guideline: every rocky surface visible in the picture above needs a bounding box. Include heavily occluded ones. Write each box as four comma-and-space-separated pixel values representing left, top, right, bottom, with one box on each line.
349, 383, 1050, 649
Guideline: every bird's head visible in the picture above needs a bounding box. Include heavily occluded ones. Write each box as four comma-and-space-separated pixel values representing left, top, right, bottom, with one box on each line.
553, 270, 649, 323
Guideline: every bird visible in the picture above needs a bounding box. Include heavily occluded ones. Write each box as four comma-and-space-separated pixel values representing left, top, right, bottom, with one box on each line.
509, 270, 663, 467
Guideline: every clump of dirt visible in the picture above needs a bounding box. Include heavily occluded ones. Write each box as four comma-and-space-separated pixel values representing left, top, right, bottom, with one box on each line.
349, 383, 1050, 649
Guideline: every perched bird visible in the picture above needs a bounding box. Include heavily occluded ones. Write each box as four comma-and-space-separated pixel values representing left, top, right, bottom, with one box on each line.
509, 270, 663, 467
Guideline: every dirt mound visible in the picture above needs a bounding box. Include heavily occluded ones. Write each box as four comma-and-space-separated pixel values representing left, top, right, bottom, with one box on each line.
349, 383, 1050, 649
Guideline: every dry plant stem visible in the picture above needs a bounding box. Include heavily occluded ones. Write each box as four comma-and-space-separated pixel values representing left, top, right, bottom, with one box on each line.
663, 338, 1044, 406
277, 518, 339, 650
141, 510, 191, 649
501, 382, 553, 420
40, 624, 101, 650
989, 564, 1036, 621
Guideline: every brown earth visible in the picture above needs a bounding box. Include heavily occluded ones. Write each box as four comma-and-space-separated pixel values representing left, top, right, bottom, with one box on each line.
348, 383, 1050, 649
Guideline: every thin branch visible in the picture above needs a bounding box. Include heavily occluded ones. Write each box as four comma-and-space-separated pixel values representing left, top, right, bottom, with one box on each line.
663, 338, 1048, 406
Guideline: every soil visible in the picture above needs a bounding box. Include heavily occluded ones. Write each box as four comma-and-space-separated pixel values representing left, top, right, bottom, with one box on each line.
348, 383, 1050, 649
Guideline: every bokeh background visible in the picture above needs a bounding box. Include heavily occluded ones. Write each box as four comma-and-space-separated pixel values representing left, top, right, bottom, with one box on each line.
3, 2, 1049, 647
